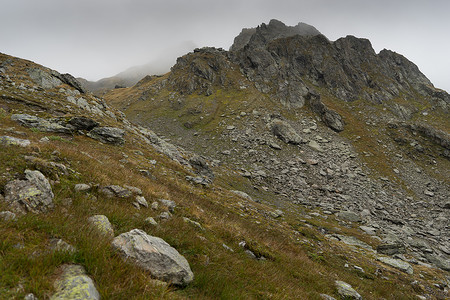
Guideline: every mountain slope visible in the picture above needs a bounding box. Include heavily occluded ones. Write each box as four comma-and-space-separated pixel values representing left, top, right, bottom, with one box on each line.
104, 20, 450, 285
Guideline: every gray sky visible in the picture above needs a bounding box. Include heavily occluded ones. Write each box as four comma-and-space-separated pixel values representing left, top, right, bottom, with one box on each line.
1, 0, 449, 92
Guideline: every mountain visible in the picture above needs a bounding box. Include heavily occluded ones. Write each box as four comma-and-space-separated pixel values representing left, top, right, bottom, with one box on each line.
105, 19, 450, 282
0, 19, 449, 299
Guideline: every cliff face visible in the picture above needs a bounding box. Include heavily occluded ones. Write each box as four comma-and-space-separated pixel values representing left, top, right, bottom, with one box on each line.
231, 27, 447, 112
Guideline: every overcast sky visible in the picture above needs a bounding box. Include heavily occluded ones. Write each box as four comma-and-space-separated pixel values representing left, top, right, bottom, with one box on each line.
1, 0, 449, 92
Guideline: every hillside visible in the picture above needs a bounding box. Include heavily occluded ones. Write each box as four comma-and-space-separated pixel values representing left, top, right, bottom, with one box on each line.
1, 20, 449, 300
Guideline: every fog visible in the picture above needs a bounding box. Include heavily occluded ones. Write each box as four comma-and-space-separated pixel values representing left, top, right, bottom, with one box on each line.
1, 0, 449, 91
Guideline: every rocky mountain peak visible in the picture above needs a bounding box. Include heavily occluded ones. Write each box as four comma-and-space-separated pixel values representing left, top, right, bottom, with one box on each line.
230, 19, 322, 51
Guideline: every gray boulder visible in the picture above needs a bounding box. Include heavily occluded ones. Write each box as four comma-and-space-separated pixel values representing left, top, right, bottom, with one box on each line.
4, 170, 54, 214
158, 199, 176, 212
268, 119, 304, 145
50, 265, 100, 300
87, 127, 125, 145
0, 136, 30, 147
88, 215, 114, 238
335, 281, 362, 300
99, 185, 132, 198
112, 229, 194, 286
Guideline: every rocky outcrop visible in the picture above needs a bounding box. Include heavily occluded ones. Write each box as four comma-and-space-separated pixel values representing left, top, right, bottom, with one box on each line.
168, 47, 232, 96
87, 127, 125, 145
307, 93, 344, 132
112, 229, 194, 286
50, 265, 100, 300
4, 170, 54, 214
11, 114, 72, 134
230, 19, 321, 51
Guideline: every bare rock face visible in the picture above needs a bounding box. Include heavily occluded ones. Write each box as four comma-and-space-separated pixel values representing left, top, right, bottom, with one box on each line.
112, 229, 194, 286
4, 170, 54, 214
230, 19, 322, 51
87, 126, 125, 145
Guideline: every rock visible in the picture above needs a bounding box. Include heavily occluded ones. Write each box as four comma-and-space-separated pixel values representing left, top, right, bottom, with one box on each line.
0, 136, 30, 147
135, 196, 148, 208
57, 73, 86, 93
99, 185, 132, 198
145, 217, 158, 226
443, 202, 450, 209
183, 217, 205, 231
307, 94, 344, 132
335, 281, 362, 300
4, 170, 54, 214
159, 212, 171, 220
359, 225, 376, 235
186, 176, 209, 186
68, 117, 99, 131
424, 253, 450, 271
270, 209, 284, 218
377, 243, 406, 256
377, 256, 413, 274
226, 125, 236, 130
24, 293, 38, 300
158, 199, 176, 212
332, 234, 373, 251
268, 119, 304, 145
0, 211, 16, 221
123, 185, 142, 195
269, 142, 282, 150
74, 184, 91, 192
151, 202, 159, 210
111, 229, 194, 285
423, 190, 434, 197
88, 215, 114, 238
222, 243, 234, 252
49, 238, 76, 253
87, 126, 125, 145
337, 210, 361, 222
231, 190, 253, 201
188, 155, 214, 180
308, 140, 323, 152
50, 264, 100, 300
27, 68, 63, 89
11, 114, 71, 134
